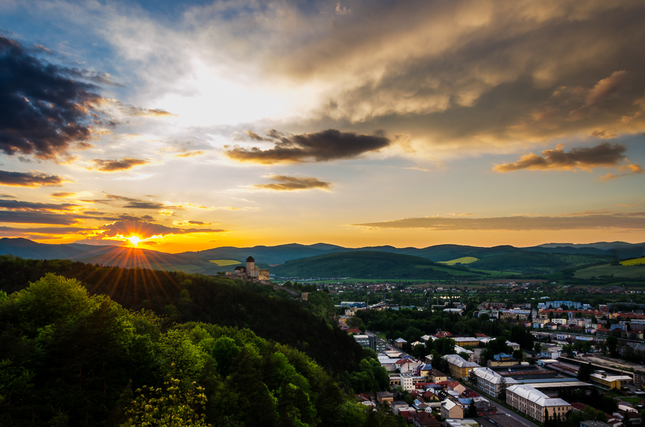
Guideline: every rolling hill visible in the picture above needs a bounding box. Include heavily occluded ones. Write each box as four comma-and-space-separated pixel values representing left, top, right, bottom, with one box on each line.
0, 237, 632, 277
270, 251, 486, 279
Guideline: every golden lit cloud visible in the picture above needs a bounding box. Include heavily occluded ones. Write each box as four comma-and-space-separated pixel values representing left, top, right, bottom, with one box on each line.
493, 142, 639, 173
354, 212, 645, 231
88, 158, 149, 172
254, 175, 331, 191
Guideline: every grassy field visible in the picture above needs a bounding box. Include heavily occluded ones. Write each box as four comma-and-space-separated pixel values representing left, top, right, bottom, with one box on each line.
574, 263, 645, 279
621, 257, 645, 266
439, 256, 478, 265
209, 259, 241, 266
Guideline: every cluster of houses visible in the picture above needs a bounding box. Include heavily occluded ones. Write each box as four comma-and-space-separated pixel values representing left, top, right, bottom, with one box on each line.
357, 360, 494, 427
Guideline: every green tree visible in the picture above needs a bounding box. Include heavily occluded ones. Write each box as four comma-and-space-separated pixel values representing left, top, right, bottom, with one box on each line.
577, 363, 593, 382
121, 373, 211, 427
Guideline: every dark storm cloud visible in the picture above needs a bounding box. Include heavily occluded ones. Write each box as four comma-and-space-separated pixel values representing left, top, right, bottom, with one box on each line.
0, 226, 90, 234
0, 200, 77, 211
225, 129, 391, 164
0, 35, 102, 159
0, 211, 77, 224
89, 158, 149, 172
254, 175, 332, 191
267, 2, 645, 152
0, 170, 67, 187
493, 142, 635, 172
100, 218, 226, 239
354, 212, 645, 231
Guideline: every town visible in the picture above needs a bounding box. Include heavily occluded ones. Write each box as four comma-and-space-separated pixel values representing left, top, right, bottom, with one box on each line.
336, 292, 645, 427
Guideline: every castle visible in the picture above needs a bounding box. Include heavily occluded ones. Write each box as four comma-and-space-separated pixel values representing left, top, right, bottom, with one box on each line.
226, 256, 270, 283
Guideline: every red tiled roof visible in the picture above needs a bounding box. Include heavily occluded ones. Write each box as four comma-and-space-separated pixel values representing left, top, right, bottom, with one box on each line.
571, 402, 586, 411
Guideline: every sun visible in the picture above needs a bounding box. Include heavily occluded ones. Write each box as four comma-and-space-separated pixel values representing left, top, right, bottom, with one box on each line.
126, 235, 142, 247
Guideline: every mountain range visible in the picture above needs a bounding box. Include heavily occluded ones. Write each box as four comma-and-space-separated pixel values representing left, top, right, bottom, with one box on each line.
1, 238, 643, 277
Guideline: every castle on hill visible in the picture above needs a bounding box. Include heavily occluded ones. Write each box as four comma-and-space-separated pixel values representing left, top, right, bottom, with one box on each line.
226, 256, 270, 284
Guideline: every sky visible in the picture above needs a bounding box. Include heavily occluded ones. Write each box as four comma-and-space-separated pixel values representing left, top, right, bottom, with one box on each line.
1, 0, 645, 253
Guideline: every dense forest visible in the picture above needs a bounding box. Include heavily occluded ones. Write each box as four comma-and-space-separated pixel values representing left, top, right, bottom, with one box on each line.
0, 256, 403, 426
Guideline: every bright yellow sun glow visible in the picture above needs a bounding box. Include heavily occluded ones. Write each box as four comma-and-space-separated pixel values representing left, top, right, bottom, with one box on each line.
127, 235, 142, 247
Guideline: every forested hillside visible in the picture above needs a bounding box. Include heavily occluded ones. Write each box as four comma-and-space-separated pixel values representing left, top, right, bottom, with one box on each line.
0, 256, 407, 426
0, 256, 367, 374
0, 273, 405, 426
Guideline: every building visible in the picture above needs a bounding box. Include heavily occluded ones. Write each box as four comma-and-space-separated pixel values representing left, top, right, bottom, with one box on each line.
395, 338, 408, 348
376, 391, 394, 405
580, 421, 613, 427
453, 337, 481, 347
354, 334, 370, 348
443, 354, 481, 379
487, 353, 517, 367
500, 309, 531, 320
429, 369, 448, 383
471, 367, 518, 398
441, 399, 465, 419
226, 256, 270, 283
505, 384, 571, 423
590, 372, 632, 390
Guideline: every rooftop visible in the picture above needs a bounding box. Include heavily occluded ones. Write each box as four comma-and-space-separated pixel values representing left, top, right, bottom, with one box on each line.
506, 384, 571, 407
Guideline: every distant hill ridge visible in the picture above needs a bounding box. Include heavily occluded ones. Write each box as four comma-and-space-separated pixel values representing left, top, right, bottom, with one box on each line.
0, 237, 642, 276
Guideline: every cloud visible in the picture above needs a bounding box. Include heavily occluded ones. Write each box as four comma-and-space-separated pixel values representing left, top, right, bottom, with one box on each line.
254, 175, 332, 191
0, 200, 77, 211
0, 211, 78, 225
51, 192, 77, 198
123, 201, 167, 209
99, 218, 226, 239
0, 226, 90, 235
600, 163, 644, 181
0, 35, 103, 160
0, 170, 68, 187
173, 151, 204, 158
225, 129, 391, 164
89, 158, 149, 172
493, 142, 638, 172
353, 212, 645, 231
119, 104, 177, 118
0, 194, 16, 198
173, 220, 210, 226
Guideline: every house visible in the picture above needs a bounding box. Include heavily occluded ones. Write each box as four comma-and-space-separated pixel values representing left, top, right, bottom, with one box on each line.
413, 412, 440, 427
506, 341, 521, 351
396, 358, 422, 374
376, 391, 394, 405
395, 338, 408, 348
429, 369, 448, 383
441, 399, 465, 419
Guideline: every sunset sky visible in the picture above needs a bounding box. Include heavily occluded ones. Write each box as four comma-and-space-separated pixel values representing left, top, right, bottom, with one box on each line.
1, 0, 645, 252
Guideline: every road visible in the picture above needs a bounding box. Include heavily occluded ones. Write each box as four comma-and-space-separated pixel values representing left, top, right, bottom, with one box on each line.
488, 402, 540, 427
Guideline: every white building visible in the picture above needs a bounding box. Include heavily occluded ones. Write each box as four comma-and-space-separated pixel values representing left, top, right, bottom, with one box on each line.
471, 367, 518, 398
506, 384, 571, 422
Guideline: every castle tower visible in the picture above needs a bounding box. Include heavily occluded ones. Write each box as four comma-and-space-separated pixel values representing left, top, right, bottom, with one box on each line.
246, 256, 258, 278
